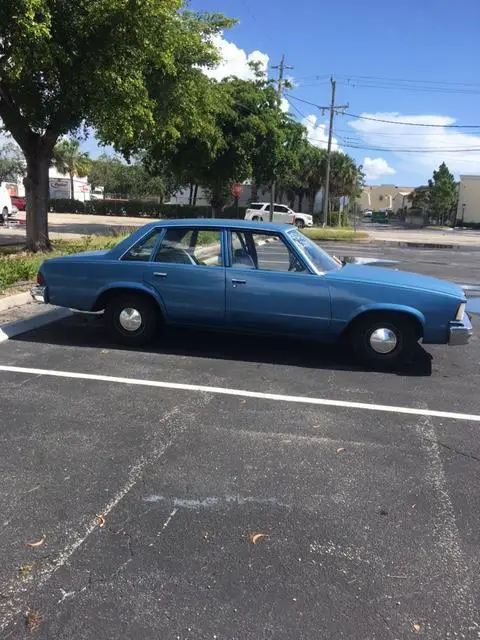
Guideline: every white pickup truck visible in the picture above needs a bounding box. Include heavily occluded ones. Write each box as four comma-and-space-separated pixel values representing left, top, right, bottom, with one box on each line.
244, 202, 313, 228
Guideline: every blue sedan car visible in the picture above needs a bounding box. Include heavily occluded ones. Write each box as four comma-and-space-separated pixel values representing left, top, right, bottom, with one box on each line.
32, 219, 472, 367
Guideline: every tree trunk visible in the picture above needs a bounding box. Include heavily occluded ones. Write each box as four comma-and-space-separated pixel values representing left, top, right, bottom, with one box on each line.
24, 150, 52, 252
251, 179, 258, 202
70, 171, 75, 200
193, 184, 198, 206
188, 183, 194, 206
308, 191, 315, 215
298, 192, 304, 212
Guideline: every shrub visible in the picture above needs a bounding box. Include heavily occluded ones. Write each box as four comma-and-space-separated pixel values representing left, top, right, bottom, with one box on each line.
49, 198, 86, 213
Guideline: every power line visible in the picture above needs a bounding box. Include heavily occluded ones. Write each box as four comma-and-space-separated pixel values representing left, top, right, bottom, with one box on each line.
343, 111, 480, 128
285, 93, 480, 128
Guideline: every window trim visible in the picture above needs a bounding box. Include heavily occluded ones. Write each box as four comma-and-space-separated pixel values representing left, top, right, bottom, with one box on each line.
226, 228, 313, 274
119, 227, 166, 262
152, 226, 226, 268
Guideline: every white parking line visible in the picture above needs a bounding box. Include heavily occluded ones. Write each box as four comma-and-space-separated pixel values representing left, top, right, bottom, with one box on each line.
1, 364, 479, 422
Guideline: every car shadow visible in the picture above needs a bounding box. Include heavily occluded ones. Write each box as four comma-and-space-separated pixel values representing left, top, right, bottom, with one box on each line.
13, 314, 433, 377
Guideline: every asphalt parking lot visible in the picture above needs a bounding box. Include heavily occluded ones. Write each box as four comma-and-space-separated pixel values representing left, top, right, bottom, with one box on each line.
1, 244, 479, 639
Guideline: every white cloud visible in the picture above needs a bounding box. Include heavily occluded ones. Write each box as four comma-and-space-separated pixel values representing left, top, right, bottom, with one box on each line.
302, 114, 340, 151
203, 34, 269, 81
349, 112, 480, 179
363, 156, 396, 181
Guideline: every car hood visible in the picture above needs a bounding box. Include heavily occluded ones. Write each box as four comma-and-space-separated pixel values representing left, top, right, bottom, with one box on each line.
326, 264, 465, 298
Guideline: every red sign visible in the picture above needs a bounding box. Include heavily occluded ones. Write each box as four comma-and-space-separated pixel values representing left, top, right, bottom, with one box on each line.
231, 183, 242, 198
81, 185, 89, 193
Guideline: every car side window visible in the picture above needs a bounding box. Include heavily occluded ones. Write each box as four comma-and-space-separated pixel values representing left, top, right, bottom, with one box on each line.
122, 230, 163, 261
230, 231, 306, 273
154, 228, 223, 267
273, 205, 288, 213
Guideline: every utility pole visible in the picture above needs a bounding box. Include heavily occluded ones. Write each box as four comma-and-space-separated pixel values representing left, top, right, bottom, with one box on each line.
269, 54, 293, 222
319, 77, 348, 227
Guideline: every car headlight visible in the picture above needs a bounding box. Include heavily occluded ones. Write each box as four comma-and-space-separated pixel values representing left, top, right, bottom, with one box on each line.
456, 303, 466, 321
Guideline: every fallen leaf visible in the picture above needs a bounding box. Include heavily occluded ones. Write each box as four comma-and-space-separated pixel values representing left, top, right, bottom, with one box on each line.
25, 535, 45, 548
336, 447, 345, 453
19, 563, 34, 577
412, 622, 421, 633
249, 532, 268, 545
26, 610, 41, 632
96, 515, 105, 528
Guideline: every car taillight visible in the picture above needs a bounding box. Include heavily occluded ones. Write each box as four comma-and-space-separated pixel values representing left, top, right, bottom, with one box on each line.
37, 271, 45, 285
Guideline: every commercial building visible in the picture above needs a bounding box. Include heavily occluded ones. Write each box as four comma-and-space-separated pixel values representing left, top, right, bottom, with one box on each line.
358, 185, 413, 213
457, 175, 480, 225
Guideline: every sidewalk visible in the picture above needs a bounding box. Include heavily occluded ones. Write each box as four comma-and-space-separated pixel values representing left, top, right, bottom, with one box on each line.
368, 227, 480, 248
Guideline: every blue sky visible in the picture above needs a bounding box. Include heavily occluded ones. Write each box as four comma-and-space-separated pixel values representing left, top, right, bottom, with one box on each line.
85, 0, 480, 186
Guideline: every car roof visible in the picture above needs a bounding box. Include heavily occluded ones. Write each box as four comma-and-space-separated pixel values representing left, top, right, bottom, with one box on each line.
139, 218, 292, 233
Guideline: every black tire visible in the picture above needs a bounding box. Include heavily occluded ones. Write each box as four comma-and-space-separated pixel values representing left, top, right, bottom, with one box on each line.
350, 313, 419, 368
295, 218, 305, 229
104, 293, 160, 347
252, 216, 260, 221
1, 207, 7, 224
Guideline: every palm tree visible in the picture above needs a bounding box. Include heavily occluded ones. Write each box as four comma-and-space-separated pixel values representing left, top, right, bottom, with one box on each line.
329, 152, 364, 226
53, 139, 91, 200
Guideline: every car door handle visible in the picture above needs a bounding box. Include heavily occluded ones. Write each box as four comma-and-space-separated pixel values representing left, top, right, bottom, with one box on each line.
153, 272, 168, 278
232, 278, 246, 285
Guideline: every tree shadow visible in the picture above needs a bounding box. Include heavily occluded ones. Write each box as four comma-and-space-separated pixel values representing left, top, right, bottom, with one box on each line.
14, 313, 433, 377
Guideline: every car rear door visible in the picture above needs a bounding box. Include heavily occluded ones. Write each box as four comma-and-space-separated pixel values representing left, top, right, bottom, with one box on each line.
225, 229, 331, 338
142, 226, 226, 327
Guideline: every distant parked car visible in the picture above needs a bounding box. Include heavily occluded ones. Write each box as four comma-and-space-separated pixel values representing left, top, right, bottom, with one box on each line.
10, 195, 26, 211
363, 209, 373, 218
0, 183, 14, 224
245, 202, 313, 228
32, 219, 472, 368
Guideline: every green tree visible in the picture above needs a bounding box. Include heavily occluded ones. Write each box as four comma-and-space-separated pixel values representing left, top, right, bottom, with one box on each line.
156, 74, 291, 215
427, 162, 457, 225
0, 1, 230, 250
329, 152, 365, 225
53, 139, 91, 200
0, 141, 26, 183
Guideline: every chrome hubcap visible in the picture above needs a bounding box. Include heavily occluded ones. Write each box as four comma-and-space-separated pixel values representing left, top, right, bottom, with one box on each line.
369, 328, 397, 354
118, 307, 142, 332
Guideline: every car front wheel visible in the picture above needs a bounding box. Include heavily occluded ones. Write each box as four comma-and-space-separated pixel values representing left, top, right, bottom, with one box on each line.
295, 218, 305, 228
105, 293, 159, 346
350, 313, 419, 368
1, 207, 8, 224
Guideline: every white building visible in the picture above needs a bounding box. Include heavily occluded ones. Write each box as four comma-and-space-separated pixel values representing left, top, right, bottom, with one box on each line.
48, 166, 91, 201
457, 175, 480, 226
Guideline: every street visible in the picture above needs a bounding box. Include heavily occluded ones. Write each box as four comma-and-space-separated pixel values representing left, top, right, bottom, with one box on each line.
0, 243, 479, 639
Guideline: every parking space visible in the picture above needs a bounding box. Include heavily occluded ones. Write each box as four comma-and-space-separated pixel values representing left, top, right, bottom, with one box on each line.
1, 245, 480, 638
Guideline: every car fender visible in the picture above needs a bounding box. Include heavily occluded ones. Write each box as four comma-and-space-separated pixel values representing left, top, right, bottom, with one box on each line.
93, 281, 167, 317
347, 303, 426, 331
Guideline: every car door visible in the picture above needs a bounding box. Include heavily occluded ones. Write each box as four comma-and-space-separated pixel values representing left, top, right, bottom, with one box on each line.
225, 229, 331, 338
142, 226, 226, 327
272, 204, 291, 223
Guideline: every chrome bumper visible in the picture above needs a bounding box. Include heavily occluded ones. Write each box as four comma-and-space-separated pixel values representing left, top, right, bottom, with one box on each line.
31, 285, 47, 304
448, 311, 473, 346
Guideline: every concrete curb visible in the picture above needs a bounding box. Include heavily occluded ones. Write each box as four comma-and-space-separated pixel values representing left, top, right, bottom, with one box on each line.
0, 291, 31, 312
0, 308, 72, 343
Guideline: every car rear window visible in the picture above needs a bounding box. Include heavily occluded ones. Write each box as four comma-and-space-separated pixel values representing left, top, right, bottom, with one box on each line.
248, 204, 263, 210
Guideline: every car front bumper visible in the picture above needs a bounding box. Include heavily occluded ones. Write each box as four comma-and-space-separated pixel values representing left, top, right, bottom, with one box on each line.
448, 311, 473, 345
31, 285, 47, 304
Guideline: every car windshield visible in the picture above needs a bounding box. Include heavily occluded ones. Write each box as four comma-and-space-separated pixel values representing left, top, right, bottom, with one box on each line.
287, 228, 340, 273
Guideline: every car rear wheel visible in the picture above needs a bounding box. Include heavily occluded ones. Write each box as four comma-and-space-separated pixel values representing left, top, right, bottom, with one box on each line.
295, 218, 305, 229
252, 215, 261, 221
105, 293, 159, 347
350, 313, 419, 368
1, 207, 8, 224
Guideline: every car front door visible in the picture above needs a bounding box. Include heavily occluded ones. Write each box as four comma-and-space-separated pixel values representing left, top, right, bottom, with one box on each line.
272, 204, 291, 223
142, 227, 226, 327
225, 229, 331, 338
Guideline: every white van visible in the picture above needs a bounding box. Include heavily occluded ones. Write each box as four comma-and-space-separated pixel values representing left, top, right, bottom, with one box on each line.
0, 183, 13, 224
